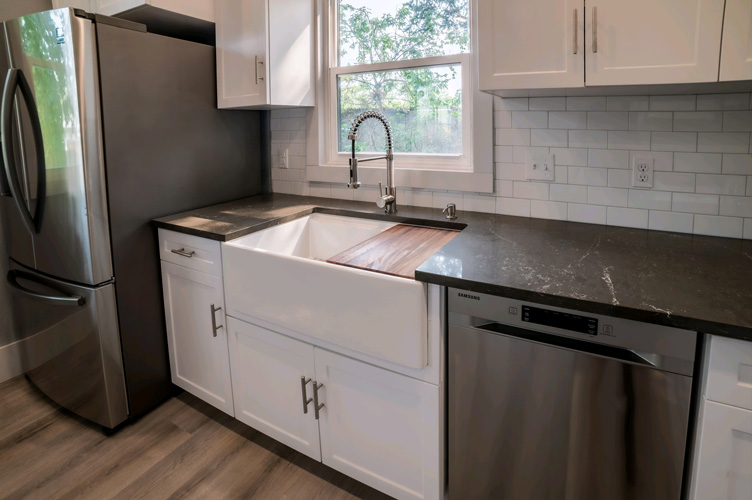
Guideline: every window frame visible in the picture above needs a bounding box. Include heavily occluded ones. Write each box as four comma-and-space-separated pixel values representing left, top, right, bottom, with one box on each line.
307, 0, 493, 193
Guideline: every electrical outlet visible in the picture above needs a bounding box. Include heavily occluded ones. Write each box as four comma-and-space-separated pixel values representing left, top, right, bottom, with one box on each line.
526, 154, 555, 181
279, 148, 289, 169
631, 157, 654, 188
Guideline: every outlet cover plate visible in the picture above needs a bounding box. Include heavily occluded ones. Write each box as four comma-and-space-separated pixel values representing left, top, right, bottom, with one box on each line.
526, 154, 555, 181
631, 157, 654, 188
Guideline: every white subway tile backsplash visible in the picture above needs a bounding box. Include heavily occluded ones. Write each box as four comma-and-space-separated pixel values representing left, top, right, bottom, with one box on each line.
588, 187, 628, 206
697, 93, 750, 111
496, 97, 528, 111
496, 128, 530, 146
607, 207, 649, 229
513, 181, 550, 200
723, 111, 752, 132
696, 174, 747, 195
672, 193, 719, 214
649, 211, 694, 233
512, 111, 548, 129
720, 196, 752, 217
569, 167, 608, 186
650, 95, 696, 111
549, 111, 587, 129
628, 190, 672, 211
567, 97, 607, 111
496, 197, 530, 217
629, 112, 673, 131
587, 112, 629, 130
694, 215, 744, 238
550, 147, 588, 166
608, 131, 651, 150
568, 203, 607, 224
697, 132, 750, 153
531, 200, 568, 220
274, 92, 752, 239
588, 149, 629, 169
463, 194, 496, 213
607, 96, 649, 111
651, 132, 697, 152
674, 111, 723, 132
608, 169, 631, 188
529, 97, 566, 110
722, 154, 752, 175
653, 172, 696, 192
673, 153, 722, 173
569, 130, 608, 149
550, 184, 588, 203
531, 129, 568, 147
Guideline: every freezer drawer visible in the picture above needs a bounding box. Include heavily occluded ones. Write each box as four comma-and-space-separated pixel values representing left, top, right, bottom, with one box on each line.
8, 261, 128, 428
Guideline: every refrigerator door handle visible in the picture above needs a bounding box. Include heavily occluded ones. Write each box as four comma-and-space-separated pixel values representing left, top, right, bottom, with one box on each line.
7, 269, 85, 307
1, 68, 46, 234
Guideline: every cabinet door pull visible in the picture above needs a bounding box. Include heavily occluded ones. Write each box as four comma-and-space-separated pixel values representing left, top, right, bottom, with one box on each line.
210, 304, 223, 337
171, 248, 195, 258
300, 376, 313, 414
313, 381, 324, 420
255, 55, 265, 85
573, 9, 578, 54
592, 6, 597, 53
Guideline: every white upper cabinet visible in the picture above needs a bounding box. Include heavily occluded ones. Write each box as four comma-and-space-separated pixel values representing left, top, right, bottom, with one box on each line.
585, 0, 725, 86
215, 0, 314, 109
720, 0, 752, 81
478, 0, 584, 90
54, 0, 215, 21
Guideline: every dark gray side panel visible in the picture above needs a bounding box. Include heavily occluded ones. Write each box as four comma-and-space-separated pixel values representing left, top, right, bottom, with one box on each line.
96, 24, 263, 417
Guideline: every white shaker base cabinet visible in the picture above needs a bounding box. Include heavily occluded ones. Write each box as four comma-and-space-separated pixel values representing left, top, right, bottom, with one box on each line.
478, 0, 584, 90
315, 348, 441, 500
585, 0, 725, 86
227, 318, 321, 461
160, 261, 234, 416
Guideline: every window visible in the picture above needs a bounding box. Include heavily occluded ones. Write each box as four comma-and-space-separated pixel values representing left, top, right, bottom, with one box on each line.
329, 0, 472, 170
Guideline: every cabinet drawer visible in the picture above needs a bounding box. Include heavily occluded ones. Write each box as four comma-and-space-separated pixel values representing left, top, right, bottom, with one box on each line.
706, 336, 752, 411
158, 229, 222, 277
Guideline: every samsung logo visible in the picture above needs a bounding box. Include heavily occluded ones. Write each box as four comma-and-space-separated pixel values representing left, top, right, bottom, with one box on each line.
457, 292, 480, 301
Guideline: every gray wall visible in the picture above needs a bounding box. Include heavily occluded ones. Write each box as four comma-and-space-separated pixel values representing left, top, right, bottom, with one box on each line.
0, 0, 52, 345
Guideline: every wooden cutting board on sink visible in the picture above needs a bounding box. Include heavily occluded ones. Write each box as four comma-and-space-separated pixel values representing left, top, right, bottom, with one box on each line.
327, 224, 459, 279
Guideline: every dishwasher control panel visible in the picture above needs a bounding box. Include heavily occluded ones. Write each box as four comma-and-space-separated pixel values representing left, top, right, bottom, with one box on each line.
522, 305, 598, 335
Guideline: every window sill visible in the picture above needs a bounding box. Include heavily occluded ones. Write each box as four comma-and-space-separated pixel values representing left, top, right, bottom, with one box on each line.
306, 164, 493, 193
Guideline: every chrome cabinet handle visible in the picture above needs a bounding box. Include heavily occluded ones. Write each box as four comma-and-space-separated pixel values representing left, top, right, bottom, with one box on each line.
255, 55, 265, 84
170, 248, 195, 258
300, 376, 312, 414
573, 9, 578, 54
313, 381, 324, 420
210, 304, 223, 337
592, 6, 597, 53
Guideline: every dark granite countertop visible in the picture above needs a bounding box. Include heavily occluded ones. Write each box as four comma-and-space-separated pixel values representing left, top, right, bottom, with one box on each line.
153, 193, 752, 342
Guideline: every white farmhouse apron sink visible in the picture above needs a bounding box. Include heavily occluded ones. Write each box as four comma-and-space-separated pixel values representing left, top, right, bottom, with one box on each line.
222, 214, 428, 369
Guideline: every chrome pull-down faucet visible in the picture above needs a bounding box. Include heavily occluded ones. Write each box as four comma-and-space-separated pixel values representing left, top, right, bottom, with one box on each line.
346, 110, 397, 214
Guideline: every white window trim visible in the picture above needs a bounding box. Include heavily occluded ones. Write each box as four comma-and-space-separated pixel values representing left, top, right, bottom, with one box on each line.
306, 0, 493, 193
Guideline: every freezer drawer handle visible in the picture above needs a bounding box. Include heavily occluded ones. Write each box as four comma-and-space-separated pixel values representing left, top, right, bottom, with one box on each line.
7, 270, 85, 307
170, 248, 195, 258
1, 68, 47, 234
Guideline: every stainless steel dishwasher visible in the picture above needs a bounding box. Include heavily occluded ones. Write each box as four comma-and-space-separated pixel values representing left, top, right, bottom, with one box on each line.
448, 288, 697, 500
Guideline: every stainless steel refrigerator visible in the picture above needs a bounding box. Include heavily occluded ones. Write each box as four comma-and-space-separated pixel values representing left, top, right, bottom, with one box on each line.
0, 8, 265, 429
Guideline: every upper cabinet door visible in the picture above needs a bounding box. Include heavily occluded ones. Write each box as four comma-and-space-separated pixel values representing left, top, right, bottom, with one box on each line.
720, 0, 752, 81
478, 0, 585, 90
215, 0, 268, 108
585, 0, 725, 86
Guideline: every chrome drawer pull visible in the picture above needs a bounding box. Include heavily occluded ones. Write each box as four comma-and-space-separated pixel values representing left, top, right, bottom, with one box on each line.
210, 304, 223, 337
301, 377, 312, 414
313, 381, 324, 420
170, 248, 195, 258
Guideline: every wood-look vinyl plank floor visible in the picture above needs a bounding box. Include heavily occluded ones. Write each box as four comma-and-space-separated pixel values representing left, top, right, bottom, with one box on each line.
0, 377, 392, 500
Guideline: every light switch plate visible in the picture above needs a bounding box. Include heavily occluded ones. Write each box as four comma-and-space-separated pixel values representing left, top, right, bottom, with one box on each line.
526, 154, 555, 181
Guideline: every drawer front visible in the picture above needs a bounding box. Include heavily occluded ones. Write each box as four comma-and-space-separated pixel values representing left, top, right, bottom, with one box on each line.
706, 336, 752, 411
158, 229, 222, 277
